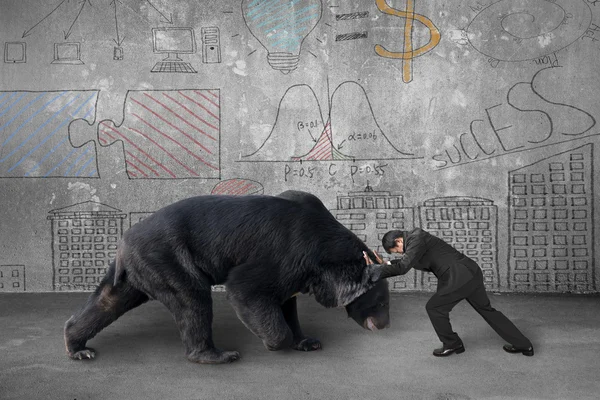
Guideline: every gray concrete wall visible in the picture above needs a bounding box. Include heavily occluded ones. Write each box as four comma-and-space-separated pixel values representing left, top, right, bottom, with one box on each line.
1, 0, 599, 293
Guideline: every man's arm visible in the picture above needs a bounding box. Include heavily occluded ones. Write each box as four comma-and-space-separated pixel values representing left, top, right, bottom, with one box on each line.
380, 228, 430, 279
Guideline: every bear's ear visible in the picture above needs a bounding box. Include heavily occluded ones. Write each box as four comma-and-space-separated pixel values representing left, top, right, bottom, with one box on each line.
365, 263, 386, 283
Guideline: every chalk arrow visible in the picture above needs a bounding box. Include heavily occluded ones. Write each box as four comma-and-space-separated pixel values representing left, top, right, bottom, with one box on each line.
63, 0, 89, 40
22, 0, 68, 38
110, 0, 125, 46
145, 0, 173, 24
337, 139, 346, 150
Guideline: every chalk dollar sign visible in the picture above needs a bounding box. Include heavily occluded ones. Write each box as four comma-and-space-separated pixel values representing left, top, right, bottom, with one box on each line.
375, 0, 441, 83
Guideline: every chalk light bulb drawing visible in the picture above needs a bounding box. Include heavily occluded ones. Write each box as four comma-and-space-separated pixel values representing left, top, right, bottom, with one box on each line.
242, 0, 322, 74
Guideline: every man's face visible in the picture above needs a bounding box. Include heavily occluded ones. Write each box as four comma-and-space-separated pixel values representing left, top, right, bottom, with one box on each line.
389, 237, 404, 254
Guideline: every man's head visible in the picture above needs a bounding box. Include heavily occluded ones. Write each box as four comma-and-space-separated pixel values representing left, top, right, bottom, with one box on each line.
382, 230, 404, 254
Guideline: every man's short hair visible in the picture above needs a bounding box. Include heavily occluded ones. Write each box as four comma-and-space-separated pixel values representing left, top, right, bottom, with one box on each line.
382, 230, 404, 253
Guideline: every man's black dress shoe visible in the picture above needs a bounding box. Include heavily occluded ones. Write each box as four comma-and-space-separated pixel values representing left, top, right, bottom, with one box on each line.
503, 344, 534, 356
433, 344, 465, 357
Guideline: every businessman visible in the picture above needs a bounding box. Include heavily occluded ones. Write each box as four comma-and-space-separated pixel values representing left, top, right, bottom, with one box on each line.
365, 228, 534, 357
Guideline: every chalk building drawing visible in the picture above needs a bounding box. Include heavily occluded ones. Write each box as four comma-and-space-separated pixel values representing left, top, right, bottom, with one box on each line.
508, 144, 595, 292
333, 186, 419, 291
48, 201, 126, 291
0, 265, 26, 292
419, 197, 499, 291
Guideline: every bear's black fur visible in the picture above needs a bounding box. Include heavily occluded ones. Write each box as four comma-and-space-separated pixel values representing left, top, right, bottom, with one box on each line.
64, 190, 388, 364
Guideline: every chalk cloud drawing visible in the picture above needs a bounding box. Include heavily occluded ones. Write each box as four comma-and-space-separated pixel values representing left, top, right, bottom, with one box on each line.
242, 82, 419, 162
0, 90, 99, 178
433, 67, 597, 169
466, 0, 592, 64
242, 0, 322, 74
48, 201, 126, 291
211, 179, 264, 195
0, 265, 26, 292
98, 89, 220, 179
508, 144, 595, 292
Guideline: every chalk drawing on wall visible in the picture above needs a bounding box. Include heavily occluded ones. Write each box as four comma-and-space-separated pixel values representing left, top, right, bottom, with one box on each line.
433, 67, 597, 170
374, 0, 440, 83
201, 27, 222, 64
508, 144, 595, 292
211, 179, 264, 195
48, 201, 126, 292
0, 90, 99, 178
4, 42, 27, 63
466, 0, 592, 65
335, 11, 370, 21
332, 186, 420, 291
242, 81, 419, 162
419, 197, 499, 291
51, 42, 84, 65
98, 89, 220, 179
0, 265, 26, 292
242, 0, 322, 74
150, 27, 197, 73
335, 32, 368, 42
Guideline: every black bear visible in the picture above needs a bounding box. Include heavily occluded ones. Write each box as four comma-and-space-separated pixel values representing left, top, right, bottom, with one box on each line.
64, 190, 389, 364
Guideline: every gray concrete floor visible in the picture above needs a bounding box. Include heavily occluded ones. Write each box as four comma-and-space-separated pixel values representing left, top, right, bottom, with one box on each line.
0, 292, 599, 400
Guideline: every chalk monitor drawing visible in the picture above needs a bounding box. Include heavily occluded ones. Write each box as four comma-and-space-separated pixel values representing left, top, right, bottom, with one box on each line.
51, 42, 84, 65
0, 90, 99, 178
242, 81, 419, 162
150, 27, 197, 73
98, 89, 220, 179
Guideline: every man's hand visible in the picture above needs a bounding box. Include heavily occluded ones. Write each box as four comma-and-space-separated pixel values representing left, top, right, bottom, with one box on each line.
363, 250, 383, 265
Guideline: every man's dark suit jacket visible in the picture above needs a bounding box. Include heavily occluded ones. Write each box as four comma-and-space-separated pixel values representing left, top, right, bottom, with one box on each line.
380, 228, 481, 295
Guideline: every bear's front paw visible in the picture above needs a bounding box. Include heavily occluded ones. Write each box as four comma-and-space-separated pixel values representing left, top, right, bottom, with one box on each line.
292, 337, 322, 351
68, 348, 96, 360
